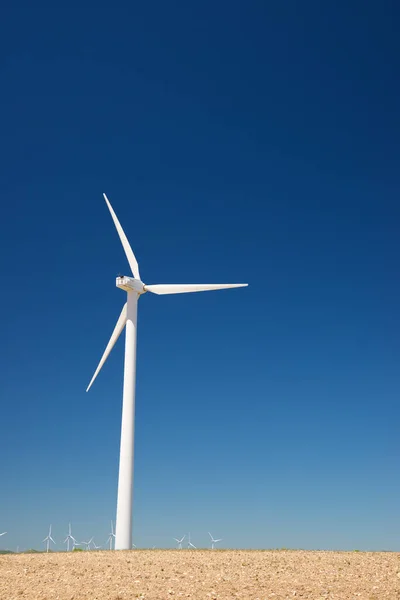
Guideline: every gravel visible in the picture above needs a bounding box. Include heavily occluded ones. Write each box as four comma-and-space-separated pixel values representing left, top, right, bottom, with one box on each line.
1, 549, 399, 599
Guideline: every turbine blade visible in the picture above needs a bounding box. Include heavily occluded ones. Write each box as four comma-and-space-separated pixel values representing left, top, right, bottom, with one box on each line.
86, 303, 127, 392
103, 193, 140, 280
144, 283, 248, 295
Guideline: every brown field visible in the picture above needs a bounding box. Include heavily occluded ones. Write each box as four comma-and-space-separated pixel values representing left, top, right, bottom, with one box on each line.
1, 549, 399, 600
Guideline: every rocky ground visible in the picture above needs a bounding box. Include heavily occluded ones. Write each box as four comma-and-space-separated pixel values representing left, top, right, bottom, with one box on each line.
1, 549, 399, 599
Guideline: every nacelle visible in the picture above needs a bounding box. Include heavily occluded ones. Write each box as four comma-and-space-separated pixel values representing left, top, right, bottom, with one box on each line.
116, 276, 146, 294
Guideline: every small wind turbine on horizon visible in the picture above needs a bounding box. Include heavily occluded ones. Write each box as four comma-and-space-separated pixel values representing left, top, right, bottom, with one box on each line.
173, 535, 185, 549
43, 525, 55, 553
92, 539, 102, 550
208, 532, 222, 550
86, 193, 248, 550
72, 539, 81, 551
63, 523, 77, 552
82, 537, 94, 551
106, 521, 116, 550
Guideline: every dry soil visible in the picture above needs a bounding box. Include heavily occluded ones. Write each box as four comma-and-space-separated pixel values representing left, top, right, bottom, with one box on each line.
1, 549, 399, 600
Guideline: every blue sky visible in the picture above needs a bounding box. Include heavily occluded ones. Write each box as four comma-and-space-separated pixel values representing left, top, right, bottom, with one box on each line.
0, 0, 399, 551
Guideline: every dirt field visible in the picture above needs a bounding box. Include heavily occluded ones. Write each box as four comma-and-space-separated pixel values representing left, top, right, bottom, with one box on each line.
1, 549, 399, 600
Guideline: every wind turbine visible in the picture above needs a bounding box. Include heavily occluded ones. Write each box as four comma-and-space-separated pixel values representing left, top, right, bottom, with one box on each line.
43, 525, 55, 553
86, 193, 248, 550
173, 535, 185, 549
82, 537, 94, 551
187, 532, 196, 549
63, 523, 77, 552
92, 540, 102, 550
106, 521, 116, 550
208, 532, 222, 550
72, 539, 81, 551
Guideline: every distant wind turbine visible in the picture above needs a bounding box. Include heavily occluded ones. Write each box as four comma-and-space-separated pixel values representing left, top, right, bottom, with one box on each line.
208, 532, 222, 550
106, 521, 116, 550
82, 537, 94, 551
72, 539, 81, 551
173, 535, 186, 549
86, 193, 248, 550
187, 532, 196, 549
92, 540, 102, 550
43, 525, 55, 553
63, 523, 77, 552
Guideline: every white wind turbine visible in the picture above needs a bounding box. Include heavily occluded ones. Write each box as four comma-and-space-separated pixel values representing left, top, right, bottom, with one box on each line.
106, 521, 116, 550
208, 532, 222, 550
72, 539, 81, 551
43, 525, 55, 553
173, 535, 185, 549
82, 537, 94, 551
63, 523, 77, 552
86, 193, 248, 550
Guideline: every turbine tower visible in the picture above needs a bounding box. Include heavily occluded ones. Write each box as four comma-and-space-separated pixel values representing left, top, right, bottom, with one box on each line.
87, 193, 248, 550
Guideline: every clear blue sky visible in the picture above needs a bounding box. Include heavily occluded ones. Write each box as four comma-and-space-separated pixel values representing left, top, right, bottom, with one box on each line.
0, 0, 399, 552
